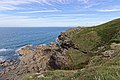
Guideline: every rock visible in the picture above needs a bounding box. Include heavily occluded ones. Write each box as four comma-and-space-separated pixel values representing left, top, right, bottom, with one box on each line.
0, 59, 5, 64
102, 50, 115, 57
17, 45, 33, 55
110, 43, 120, 50
37, 74, 44, 78
49, 42, 59, 50
116, 31, 120, 38
17, 45, 49, 74
16, 41, 69, 76
10, 66, 16, 70
57, 32, 77, 49
49, 50, 69, 69
98, 46, 105, 52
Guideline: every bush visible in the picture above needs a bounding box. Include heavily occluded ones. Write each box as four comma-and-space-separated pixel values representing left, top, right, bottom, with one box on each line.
111, 38, 120, 43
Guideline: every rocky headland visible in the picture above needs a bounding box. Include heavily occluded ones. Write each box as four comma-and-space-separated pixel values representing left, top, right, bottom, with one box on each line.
0, 18, 120, 80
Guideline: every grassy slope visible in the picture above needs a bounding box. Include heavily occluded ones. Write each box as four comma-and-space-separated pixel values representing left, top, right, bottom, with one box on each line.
65, 18, 120, 69
71, 18, 120, 51
22, 18, 120, 80
74, 44, 120, 80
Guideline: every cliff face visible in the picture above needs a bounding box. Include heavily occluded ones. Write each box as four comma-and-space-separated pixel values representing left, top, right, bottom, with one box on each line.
1, 18, 120, 80
18, 43, 69, 71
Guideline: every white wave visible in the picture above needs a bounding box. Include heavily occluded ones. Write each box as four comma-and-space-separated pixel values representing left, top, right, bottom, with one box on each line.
0, 48, 13, 52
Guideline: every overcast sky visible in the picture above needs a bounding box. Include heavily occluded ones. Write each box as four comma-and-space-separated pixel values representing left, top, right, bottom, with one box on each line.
0, 0, 120, 27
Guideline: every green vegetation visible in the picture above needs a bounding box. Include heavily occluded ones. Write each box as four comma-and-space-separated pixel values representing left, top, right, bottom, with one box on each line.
70, 18, 120, 51
22, 73, 40, 80
66, 49, 90, 69
111, 38, 120, 43
22, 70, 77, 80
65, 18, 120, 69
22, 18, 120, 80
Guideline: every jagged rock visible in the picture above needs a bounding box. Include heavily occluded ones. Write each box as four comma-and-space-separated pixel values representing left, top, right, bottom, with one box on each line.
49, 50, 69, 69
57, 32, 77, 49
0, 59, 5, 64
15, 42, 69, 76
0, 60, 16, 67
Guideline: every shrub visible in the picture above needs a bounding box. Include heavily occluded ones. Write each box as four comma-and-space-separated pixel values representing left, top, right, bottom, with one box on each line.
111, 38, 120, 43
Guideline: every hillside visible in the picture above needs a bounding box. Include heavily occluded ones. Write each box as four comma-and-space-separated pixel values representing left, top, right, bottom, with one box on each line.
57, 18, 120, 70
21, 18, 120, 80
1, 18, 120, 80
18, 18, 120, 80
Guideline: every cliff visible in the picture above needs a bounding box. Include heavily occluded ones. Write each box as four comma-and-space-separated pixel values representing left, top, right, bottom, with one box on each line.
0, 18, 120, 80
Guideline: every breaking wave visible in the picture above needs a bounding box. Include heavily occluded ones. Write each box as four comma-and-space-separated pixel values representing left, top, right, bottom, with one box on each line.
0, 48, 13, 53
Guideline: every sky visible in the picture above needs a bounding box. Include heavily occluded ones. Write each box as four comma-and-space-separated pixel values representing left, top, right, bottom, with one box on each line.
0, 0, 120, 27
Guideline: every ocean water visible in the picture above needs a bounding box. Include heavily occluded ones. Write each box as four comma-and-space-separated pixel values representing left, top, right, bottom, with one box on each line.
0, 27, 70, 61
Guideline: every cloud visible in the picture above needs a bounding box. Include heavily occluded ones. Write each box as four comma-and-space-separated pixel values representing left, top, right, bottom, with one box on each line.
78, 0, 90, 4
0, 0, 51, 11
0, 0, 120, 27
0, 13, 99, 27
0, 0, 92, 11
19, 10, 62, 13
97, 9, 120, 12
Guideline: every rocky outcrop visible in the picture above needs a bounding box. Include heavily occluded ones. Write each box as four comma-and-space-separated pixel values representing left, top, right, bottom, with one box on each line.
0, 42, 70, 80
57, 32, 78, 50
17, 42, 69, 75
49, 50, 69, 69
57, 27, 81, 50
0, 60, 17, 68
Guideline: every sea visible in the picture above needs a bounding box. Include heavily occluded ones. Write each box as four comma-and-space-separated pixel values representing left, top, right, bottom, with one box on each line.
0, 27, 70, 61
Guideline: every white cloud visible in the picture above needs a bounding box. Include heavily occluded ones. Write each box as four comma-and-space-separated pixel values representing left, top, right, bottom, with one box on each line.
97, 9, 120, 12
0, 0, 119, 27
0, 0, 93, 11
0, 0, 50, 11
78, 0, 90, 4
0, 14, 100, 27
19, 9, 62, 13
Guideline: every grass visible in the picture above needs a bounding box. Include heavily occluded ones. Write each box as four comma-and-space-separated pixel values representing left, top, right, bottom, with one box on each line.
22, 73, 39, 80
73, 66, 120, 80
67, 18, 120, 51
22, 70, 77, 80
111, 38, 120, 43
65, 49, 90, 69
54, 18, 120, 80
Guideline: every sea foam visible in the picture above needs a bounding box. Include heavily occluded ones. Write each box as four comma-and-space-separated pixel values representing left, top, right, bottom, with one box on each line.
0, 48, 13, 53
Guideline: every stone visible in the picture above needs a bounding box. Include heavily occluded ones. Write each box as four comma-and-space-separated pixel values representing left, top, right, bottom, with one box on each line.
102, 50, 115, 57
37, 74, 44, 78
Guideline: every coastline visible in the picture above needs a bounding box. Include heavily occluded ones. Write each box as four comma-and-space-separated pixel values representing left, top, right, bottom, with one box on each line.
0, 19, 120, 80
0, 25, 76, 79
